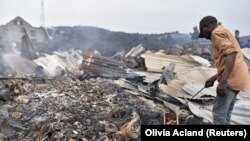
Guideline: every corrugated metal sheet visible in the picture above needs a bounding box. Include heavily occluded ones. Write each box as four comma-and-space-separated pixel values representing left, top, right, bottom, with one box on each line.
52, 50, 83, 74
125, 44, 145, 58
133, 71, 161, 83
242, 48, 250, 70
82, 54, 138, 78
189, 55, 211, 67
159, 80, 187, 98
176, 67, 217, 84
242, 48, 250, 60
33, 50, 83, 77
188, 99, 250, 124
159, 65, 250, 124
183, 82, 250, 101
160, 67, 217, 99
142, 52, 210, 73
182, 82, 217, 100
34, 55, 66, 77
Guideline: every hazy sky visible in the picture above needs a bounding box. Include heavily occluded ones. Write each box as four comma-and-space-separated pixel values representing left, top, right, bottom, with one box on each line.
1, 0, 250, 35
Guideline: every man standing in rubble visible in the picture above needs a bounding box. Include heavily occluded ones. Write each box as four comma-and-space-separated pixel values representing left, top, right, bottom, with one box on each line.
234, 29, 241, 46
198, 16, 250, 125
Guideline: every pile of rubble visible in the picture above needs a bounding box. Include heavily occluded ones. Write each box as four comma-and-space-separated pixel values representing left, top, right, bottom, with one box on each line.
0, 77, 167, 140
1, 44, 250, 141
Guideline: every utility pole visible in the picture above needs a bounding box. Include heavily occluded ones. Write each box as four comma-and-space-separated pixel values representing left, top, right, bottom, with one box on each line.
40, 0, 45, 27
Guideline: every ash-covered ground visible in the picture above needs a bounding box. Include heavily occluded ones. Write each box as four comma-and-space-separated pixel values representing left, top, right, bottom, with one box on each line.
0, 77, 167, 141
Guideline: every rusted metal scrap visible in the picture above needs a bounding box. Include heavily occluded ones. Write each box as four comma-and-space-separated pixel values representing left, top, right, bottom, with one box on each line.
81, 54, 139, 78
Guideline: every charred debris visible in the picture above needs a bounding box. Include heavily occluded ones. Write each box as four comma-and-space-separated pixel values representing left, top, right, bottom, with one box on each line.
1, 17, 250, 141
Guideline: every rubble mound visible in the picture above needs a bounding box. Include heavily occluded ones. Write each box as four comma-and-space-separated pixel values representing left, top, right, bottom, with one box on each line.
0, 78, 163, 140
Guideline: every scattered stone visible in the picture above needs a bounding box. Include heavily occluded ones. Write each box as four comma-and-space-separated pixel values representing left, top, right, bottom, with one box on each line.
12, 112, 22, 119
15, 95, 29, 104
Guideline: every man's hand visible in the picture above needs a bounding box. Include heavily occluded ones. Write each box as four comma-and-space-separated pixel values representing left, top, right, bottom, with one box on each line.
216, 80, 227, 96
205, 75, 217, 88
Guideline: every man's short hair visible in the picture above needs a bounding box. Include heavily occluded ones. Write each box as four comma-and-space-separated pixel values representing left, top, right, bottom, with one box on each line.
199, 16, 217, 38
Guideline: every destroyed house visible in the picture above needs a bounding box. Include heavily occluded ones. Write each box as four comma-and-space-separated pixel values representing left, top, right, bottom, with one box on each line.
0, 16, 49, 53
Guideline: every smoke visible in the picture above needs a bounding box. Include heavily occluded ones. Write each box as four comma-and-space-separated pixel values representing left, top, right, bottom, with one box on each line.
43, 26, 189, 57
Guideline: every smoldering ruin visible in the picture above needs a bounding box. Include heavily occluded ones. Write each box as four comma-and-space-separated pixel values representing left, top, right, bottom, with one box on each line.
1, 16, 250, 141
